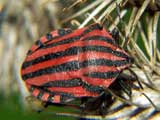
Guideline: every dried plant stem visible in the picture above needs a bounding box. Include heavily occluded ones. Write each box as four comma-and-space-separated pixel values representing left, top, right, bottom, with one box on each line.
127, 0, 160, 12
123, 7, 137, 46
79, 0, 111, 28
109, 10, 127, 31
148, 17, 160, 75
152, 13, 159, 59
130, 0, 151, 33
157, 50, 160, 62
61, 0, 103, 24
137, 22, 150, 57
148, 15, 154, 66
97, 0, 123, 21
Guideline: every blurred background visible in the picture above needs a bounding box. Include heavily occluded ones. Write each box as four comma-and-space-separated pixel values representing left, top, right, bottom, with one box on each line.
0, 0, 160, 119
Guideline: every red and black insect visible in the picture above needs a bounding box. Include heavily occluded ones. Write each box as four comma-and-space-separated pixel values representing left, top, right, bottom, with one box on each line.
21, 23, 133, 113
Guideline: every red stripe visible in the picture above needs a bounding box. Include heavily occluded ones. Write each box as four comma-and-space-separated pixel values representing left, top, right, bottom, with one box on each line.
32, 88, 40, 97
53, 95, 61, 103
80, 66, 117, 73
48, 86, 99, 97
25, 71, 79, 86
81, 76, 116, 87
41, 92, 50, 101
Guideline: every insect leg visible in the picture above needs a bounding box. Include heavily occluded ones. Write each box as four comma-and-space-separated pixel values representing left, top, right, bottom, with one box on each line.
98, 93, 113, 116
114, 72, 136, 98
80, 92, 113, 116
127, 68, 143, 89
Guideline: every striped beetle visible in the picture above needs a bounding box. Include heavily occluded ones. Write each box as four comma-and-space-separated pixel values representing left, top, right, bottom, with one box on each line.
21, 23, 134, 114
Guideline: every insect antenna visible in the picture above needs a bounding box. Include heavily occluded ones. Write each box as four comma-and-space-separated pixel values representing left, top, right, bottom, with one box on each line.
63, 0, 86, 11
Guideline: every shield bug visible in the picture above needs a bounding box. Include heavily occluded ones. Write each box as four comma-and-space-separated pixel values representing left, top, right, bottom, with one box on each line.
21, 23, 134, 113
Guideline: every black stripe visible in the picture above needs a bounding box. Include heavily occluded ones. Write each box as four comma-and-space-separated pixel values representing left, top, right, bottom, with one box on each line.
41, 78, 82, 87
22, 61, 79, 80
84, 71, 119, 79
22, 45, 129, 69
37, 90, 44, 100
43, 36, 80, 49
82, 35, 115, 45
82, 83, 104, 93
41, 78, 104, 93
47, 94, 54, 102
80, 59, 129, 67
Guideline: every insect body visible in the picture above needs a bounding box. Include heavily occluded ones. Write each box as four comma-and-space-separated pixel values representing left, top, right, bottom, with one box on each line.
21, 23, 133, 104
